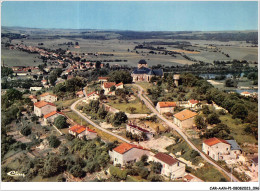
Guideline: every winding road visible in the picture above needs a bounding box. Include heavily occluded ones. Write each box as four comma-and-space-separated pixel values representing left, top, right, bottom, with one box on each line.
132, 83, 240, 182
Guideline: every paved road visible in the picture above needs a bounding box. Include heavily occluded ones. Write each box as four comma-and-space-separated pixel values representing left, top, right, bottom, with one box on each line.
70, 98, 131, 143
132, 84, 240, 182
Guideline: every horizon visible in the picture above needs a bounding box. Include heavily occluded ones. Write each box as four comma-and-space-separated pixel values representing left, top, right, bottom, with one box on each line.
2, 1, 258, 31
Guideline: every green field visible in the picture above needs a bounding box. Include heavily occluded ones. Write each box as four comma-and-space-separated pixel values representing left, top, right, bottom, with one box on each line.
1, 47, 43, 67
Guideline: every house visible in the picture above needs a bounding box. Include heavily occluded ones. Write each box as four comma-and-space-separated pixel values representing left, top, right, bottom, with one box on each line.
240, 91, 251, 97
151, 152, 185, 179
34, 101, 57, 117
173, 109, 198, 129
156, 102, 176, 114
41, 79, 47, 85
188, 99, 199, 108
131, 60, 163, 82
102, 82, 124, 95
76, 90, 84, 98
29, 95, 37, 103
40, 92, 58, 103
68, 124, 97, 139
30, 87, 42, 91
126, 124, 154, 140
87, 91, 100, 100
43, 111, 65, 124
202, 137, 231, 161
109, 143, 150, 166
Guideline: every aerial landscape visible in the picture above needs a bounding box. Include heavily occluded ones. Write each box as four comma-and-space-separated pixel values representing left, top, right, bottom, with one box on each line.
1, 1, 258, 187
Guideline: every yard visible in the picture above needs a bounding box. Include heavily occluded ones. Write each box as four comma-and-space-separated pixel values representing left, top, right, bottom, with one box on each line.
55, 98, 80, 109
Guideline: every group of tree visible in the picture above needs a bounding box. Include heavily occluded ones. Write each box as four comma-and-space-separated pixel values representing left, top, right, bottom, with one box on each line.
108, 70, 132, 84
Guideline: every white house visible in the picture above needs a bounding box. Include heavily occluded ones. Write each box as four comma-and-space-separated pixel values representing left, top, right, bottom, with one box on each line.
188, 99, 199, 108
202, 137, 232, 161
43, 111, 65, 124
30, 87, 42, 91
68, 124, 97, 139
98, 76, 109, 84
87, 91, 100, 100
156, 102, 176, 114
126, 124, 154, 140
151, 152, 186, 179
102, 82, 124, 95
173, 109, 198, 129
34, 101, 57, 117
76, 90, 84, 98
109, 143, 150, 166
40, 92, 58, 103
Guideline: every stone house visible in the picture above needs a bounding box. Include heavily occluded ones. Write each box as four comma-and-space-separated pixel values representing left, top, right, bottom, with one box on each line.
109, 143, 150, 166
87, 91, 100, 100
102, 82, 123, 95
151, 152, 186, 179
173, 109, 198, 129
40, 92, 58, 103
156, 102, 176, 114
68, 124, 97, 139
126, 124, 154, 140
202, 137, 231, 161
34, 101, 57, 117
43, 111, 65, 124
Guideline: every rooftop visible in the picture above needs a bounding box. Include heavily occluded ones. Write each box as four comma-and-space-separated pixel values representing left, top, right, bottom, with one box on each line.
154, 152, 179, 166
158, 102, 176, 108
113, 143, 146, 154
44, 111, 64, 119
226, 140, 241, 151
203, 137, 230, 146
189, 99, 199, 104
34, 101, 56, 108
173, 109, 197, 121
40, 92, 57, 97
69, 124, 86, 134
103, 82, 116, 88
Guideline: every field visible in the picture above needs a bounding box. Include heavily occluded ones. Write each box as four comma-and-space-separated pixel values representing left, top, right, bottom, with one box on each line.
1, 47, 43, 66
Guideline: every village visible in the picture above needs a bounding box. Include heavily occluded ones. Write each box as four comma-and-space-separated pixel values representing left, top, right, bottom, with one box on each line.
1, 41, 258, 182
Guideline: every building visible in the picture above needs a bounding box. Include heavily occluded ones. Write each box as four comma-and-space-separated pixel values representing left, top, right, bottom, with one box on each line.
40, 92, 58, 103
76, 90, 84, 98
34, 101, 57, 117
173, 74, 180, 87
30, 87, 42, 91
126, 124, 154, 140
43, 111, 65, 124
29, 95, 37, 103
188, 99, 199, 108
173, 109, 198, 129
202, 137, 231, 161
98, 77, 109, 84
226, 140, 242, 159
240, 91, 251, 97
102, 82, 124, 95
156, 102, 176, 114
87, 91, 100, 100
151, 152, 185, 179
68, 124, 97, 139
109, 143, 150, 166
131, 60, 163, 82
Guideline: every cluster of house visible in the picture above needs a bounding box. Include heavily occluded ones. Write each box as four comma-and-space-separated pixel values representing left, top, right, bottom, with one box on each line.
68, 124, 97, 139
109, 142, 186, 180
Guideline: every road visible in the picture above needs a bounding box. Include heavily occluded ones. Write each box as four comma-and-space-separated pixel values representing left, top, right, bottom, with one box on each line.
132, 83, 240, 182
70, 98, 131, 143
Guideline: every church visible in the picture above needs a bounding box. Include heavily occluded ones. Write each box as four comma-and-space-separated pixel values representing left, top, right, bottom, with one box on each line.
131, 60, 163, 82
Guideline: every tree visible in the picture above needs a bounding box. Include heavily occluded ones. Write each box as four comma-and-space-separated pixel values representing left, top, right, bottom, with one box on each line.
225, 79, 237, 87
194, 115, 206, 129
42, 155, 66, 178
69, 164, 85, 178
49, 74, 57, 86
150, 161, 162, 174
127, 107, 136, 114
108, 71, 132, 84
141, 155, 148, 164
112, 112, 128, 126
20, 126, 31, 136
110, 85, 116, 92
1, 66, 13, 77
231, 103, 248, 120
47, 135, 61, 148
97, 106, 108, 119
4, 89, 22, 103
138, 167, 149, 179
207, 113, 221, 125
202, 105, 211, 115
54, 116, 68, 129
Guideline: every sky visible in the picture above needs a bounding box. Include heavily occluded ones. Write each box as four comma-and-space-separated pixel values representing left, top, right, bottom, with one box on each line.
1, 1, 258, 31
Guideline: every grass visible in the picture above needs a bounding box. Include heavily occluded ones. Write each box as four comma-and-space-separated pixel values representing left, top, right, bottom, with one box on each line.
55, 98, 80, 109
135, 82, 153, 92
64, 111, 123, 143
107, 97, 151, 114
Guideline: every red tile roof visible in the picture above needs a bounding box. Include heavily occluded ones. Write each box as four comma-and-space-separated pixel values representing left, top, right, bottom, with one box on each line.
87, 91, 99, 97
189, 99, 199, 104
34, 101, 56, 108
154, 152, 179, 166
173, 109, 197, 121
69, 125, 86, 134
87, 128, 97, 133
98, 77, 109, 80
103, 82, 116, 88
115, 82, 123, 87
158, 102, 176, 108
241, 91, 251, 95
40, 92, 57, 97
184, 174, 194, 181
76, 90, 84, 95
203, 137, 230, 146
29, 95, 37, 99
43, 111, 64, 119
113, 143, 147, 154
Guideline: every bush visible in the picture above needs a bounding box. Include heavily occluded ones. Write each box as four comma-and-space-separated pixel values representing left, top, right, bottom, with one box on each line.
109, 166, 127, 180
54, 115, 68, 129
138, 167, 149, 179
20, 126, 31, 136
206, 113, 221, 125
47, 135, 61, 148
69, 164, 85, 178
